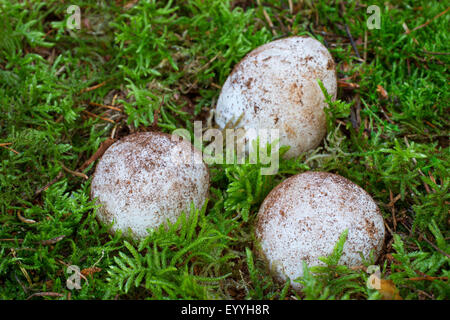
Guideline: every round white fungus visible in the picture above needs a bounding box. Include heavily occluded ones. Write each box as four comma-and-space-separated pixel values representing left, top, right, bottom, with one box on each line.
255, 171, 385, 291
91, 132, 209, 239
215, 36, 337, 158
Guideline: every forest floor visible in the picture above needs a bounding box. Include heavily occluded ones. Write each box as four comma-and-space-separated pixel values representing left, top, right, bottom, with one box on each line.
0, 0, 448, 300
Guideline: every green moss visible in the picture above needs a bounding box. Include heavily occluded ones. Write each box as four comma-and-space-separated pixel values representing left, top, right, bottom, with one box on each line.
0, 0, 448, 300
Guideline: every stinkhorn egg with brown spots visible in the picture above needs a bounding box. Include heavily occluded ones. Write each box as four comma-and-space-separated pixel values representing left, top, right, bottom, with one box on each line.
215, 36, 337, 158
255, 171, 385, 291
91, 132, 209, 239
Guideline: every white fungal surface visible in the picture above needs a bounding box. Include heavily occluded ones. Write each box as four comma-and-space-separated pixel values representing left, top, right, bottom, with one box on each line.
255, 171, 385, 291
91, 132, 209, 239
215, 36, 337, 158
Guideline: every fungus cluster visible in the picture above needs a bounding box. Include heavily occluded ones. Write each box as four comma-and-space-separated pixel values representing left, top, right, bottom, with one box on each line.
91, 36, 385, 291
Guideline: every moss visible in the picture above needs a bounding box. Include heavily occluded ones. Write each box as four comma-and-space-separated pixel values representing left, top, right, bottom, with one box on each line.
0, 0, 448, 300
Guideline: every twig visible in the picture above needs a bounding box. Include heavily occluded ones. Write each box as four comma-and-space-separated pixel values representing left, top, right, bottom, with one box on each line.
26, 292, 64, 300
345, 24, 361, 60
406, 276, 448, 281
60, 162, 89, 180
111, 93, 119, 106
401, 284, 435, 299
400, 218, 415, 238
288, 0, 293, 14
380, 106, 394, 124
384, 221, 395, 237
80, 80, 108, 93
91, 250, 105, 269
17, 212, 36, 224
257, 0, 277, 36
402, 23, 419, 44
273, 14, 289, 35
78, 137, 116, 172
197, 53, 220, 73
308, 24, 329, 48
350, 94, 361, 130
421, 50, 450, 56
388, 190, 401, 231
337, 80, 360, 89
5, 147, 20, 154
11, 249, 32, 286
311, 29, 348, 39
55, 66, 66, 76
82, 110, 116, 124
182, 79, 198, 94
14, 272, 29, 294
0, 239, 24, 243
40, 235, 66, 246
350, 265, 368, 272
421, 234, 450, 259
363, 29, 368, 62
409, 7, 450, 33
424, 120, 436, 129
404, 137, 432, 193
34, 171, 63, 197
110, 124, 118, 139
0, 143, 19, 154
88, 102, 122, 112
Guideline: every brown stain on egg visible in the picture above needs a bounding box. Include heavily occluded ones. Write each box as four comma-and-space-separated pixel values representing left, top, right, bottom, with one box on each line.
245, 77, 254, 89
364, 217, 377, 241
284, 124, 296, 139
289, 82, 303, 104
327, 59, 335, 70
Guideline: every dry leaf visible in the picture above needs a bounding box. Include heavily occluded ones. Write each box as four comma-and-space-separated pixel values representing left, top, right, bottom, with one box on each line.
377, 85, 388, 99
338, 80, 360, 89
367, 274, 402, 300
341, 61, 351, 73
379, 279, 402, 300
81, 267, 102, 277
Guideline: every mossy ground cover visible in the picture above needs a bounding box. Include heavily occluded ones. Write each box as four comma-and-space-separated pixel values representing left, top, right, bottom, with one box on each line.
0, 0, 448, 300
